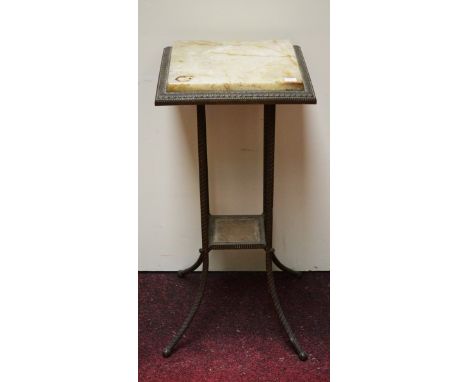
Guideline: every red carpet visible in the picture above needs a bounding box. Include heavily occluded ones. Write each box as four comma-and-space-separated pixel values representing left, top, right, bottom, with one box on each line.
139, 271, 329, 381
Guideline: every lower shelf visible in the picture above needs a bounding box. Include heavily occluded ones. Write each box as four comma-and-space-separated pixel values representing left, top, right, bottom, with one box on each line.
208, 215, 266, 249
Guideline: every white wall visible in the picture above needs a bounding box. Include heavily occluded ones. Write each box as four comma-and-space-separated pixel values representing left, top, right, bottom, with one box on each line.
139, 0, 329, 271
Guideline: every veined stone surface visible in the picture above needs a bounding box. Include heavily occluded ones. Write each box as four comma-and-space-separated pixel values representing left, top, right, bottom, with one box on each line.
167, 40, 304, 92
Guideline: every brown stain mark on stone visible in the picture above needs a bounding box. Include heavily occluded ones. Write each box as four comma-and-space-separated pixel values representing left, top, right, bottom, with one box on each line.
175, 75, 193, 82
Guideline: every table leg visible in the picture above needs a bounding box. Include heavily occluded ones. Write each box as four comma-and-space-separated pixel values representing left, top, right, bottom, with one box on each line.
163, 105, 211, 357
177, 249, 204, 278
163, 249, 209, 357
271, 249, 302, 278
266, 249, 308, 361
263, 104, 308, 361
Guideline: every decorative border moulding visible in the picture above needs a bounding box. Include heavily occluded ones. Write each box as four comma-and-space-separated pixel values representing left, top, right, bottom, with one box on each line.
154, 45, 317, 105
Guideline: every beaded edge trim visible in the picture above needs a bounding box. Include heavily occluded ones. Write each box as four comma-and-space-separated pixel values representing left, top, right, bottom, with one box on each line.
154, 45, 317, 105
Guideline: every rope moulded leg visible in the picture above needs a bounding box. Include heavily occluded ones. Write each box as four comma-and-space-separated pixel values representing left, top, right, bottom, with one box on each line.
163, 104, 211, 358
271, 249, 302, 278
177, 249, 204, 278
266, 249, 308, 361
162, 250, 209, 357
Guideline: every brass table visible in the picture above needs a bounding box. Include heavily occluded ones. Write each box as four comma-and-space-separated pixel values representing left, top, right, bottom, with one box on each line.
154, 40, 316, 361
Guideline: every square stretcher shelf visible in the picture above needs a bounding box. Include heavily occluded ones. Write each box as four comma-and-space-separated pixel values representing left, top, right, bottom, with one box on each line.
209, 215, 266, 249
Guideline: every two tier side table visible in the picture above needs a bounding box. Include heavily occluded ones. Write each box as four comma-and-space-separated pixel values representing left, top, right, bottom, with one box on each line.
154, 40, 317, 361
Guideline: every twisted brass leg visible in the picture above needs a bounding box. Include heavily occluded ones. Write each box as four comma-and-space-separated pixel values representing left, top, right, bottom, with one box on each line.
271, 249, 302, 278
177, 249, 204, 278
266, 249, 308, 361
162, 250, 209, 357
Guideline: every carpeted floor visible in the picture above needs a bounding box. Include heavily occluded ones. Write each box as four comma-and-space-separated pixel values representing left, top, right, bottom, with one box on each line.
139, 271, 329, 382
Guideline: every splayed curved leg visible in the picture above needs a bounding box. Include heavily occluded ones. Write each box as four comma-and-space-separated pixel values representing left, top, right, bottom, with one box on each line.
177, 249, 204, 278
266, 249, 308, 361
271, 249, 302, 278
163, 250, 209, 357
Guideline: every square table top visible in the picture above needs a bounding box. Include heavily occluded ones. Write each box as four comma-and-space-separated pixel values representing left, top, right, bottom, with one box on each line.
154, 40, 316, 105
